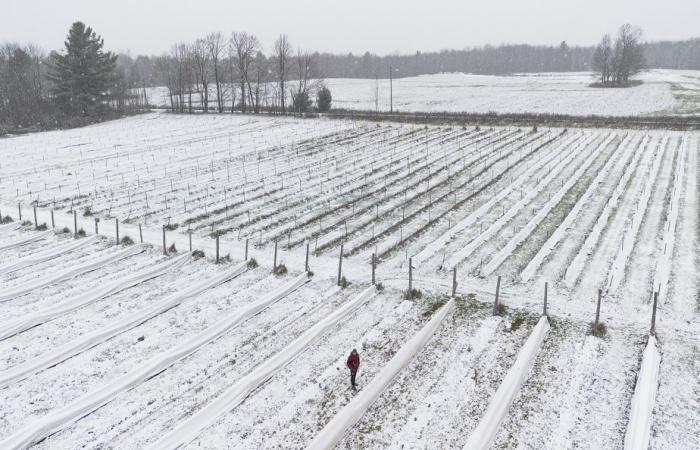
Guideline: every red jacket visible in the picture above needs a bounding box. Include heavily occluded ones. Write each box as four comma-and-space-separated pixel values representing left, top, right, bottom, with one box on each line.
346, 352, 360, 370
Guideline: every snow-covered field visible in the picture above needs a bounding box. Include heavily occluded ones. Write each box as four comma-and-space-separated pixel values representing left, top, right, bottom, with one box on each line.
145, 70, 700, 116
0, 113, 698, 449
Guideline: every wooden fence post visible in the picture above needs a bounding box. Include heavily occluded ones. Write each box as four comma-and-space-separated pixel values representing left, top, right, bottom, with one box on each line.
162, 225, 166, 255
493, 275, 502, 315
543, 282, 548, 316
138, 224, 143, 243
245, 238, 249, 261
305, 241, 310, 272
18, 203, 21, 222
273, 239, 278, 270
73, 211, 77, 238
50, 209, 55, 229
94, 217, 99, 234
33, 206, 37, 227
452, 267, 457, 297
216, 235, 220, 263
188, 231, 192, 253
115, 218, 119, 244
337, 244, 344, 286
594, 288, 602, 327
408, 257, 413, 293
372, 253, 376, 285
650, 291, 659, 336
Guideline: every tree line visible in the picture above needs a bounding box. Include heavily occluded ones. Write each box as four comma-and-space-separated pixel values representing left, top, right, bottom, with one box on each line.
139, 32, 332, 114
0, 22, 145, 135
120, 35, 699, 91
1, 20, 698, 133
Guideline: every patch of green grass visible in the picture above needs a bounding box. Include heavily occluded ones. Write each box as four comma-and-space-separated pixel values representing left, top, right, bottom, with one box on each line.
510, 313, 526, 332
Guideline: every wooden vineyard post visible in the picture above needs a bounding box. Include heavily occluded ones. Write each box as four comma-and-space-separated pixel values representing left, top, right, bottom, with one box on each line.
543, 282, 548, 316
452, 267, 457, 297
650, 291, 659, 336
94, 217, 99, 234
215, 235, 220, 264
188, 231, 192, 253
493, 275, 502, 315
273, 239, 278, 271
594, 289, 602, 328
73, 211, 77, 238
115, 218, 119, 245
371, 253, 376, 285
305, 242, 310, 272
245, 238, 249, 261
33, 206, 37, 227
50, 209, 55, 229
18, 203, 21, 222
162, 225, 166, 255
138, 224, 143, 243
337, 245, 344, 286
408, 257, 413, 293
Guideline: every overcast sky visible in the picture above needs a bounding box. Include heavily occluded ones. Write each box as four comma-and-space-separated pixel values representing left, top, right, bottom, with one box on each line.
4, 0, 699, 56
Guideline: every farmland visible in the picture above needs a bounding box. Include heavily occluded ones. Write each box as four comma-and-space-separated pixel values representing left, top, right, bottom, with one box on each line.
145, 70, 700, 117
0, 112, 698, 449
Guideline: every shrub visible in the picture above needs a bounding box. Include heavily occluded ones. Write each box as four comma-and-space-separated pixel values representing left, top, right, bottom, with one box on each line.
21, 220, 33, 226
191, 249, 205, 259
77, 228, 86, 237
532, 125, 538, 133
404, 288, 422, 300
317, 86, 332, 112
307, 270, 314, 277
375, 282, 385, 292
494, 302, 507, 316
247, 257, 258, 269
35, 222, 48, 231
339, 276, 349, 289
292, 92, 312, 113
1, 215, 13, 224
61, 226, 71, 234
83, 207, 93, 216
273, 263, 288, 276
121, 235, 134, 246
590, 322, 607, 338
168, 243, 177, 253
164, 223, 179, 231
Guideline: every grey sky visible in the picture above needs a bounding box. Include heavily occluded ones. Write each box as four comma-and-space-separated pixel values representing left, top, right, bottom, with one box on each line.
4, 0, 699, 56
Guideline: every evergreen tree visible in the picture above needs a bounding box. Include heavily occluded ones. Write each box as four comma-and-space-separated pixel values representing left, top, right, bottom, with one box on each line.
317, 86, 332, 112
48, 22, 117, 115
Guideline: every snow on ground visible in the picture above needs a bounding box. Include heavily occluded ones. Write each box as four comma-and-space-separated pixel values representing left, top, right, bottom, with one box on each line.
142, 70, 700, 116
0, 113, 698, 448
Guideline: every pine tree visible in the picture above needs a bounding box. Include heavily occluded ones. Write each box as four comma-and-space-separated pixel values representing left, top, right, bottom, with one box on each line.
317, 86, 332, 112
48, 22, 117, 115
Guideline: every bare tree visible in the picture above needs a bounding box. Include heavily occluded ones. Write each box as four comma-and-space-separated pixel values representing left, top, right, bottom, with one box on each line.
613, 24, 645, 85
273, 34, 292, 114
594, 25, 645, 86
231, 32, 260, 113
291, 50, 322, 113
192, 39, 211, 112
593, 34, 613, 85
206, 32, 225, 112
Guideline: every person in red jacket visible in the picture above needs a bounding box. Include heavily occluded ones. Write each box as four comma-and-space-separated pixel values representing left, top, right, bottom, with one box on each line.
346, 349, 360, 389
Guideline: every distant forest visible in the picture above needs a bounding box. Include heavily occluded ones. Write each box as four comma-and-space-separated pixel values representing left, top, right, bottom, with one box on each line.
312, 39, 700, 78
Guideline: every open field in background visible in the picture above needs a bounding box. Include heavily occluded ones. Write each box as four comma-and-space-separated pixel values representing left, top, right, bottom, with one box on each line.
143, 70, 700, 117
0, 113, 698, 449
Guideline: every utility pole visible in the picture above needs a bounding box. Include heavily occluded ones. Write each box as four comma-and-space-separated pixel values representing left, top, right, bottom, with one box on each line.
389, 65, 393, 114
